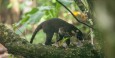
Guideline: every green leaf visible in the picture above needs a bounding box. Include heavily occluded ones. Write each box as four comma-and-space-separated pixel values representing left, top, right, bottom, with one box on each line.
38, 6, 52, 11
55, 2, 61, 17
28, 11, 45, 24
25, 8, 38, 15
7, 3, 13, 9
20, 15, 30, 24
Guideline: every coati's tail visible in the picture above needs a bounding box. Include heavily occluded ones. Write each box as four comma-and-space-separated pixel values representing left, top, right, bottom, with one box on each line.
30, 24, 42, 43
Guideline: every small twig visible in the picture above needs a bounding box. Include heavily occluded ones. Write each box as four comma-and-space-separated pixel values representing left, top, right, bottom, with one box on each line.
56, 0, 94, 30
17, 28, 27, 39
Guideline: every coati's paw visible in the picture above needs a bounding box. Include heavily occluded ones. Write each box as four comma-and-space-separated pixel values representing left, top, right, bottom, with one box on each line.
62, 43, 68, 48
76, 41, 83, 47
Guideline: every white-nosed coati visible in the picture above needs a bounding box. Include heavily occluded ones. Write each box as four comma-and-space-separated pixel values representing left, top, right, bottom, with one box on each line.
30, 18, 83, 45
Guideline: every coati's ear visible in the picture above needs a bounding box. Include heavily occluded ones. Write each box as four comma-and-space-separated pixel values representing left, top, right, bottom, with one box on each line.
76, 30, 79, 32
71, 30, 75, 34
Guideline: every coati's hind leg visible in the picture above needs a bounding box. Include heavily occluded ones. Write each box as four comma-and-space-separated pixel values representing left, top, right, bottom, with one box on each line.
45, 32, 54, 45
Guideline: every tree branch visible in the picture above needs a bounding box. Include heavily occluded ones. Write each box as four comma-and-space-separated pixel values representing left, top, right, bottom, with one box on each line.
0, 24, 100, 58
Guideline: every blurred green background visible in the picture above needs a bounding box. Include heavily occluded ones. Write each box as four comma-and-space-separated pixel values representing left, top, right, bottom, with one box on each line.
1, 0, 115, 58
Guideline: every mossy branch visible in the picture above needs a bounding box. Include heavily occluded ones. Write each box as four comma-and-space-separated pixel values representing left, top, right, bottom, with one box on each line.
0, 24, 101, 58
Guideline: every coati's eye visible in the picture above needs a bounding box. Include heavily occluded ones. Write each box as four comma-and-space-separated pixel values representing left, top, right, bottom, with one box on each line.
77, 32, 83, 40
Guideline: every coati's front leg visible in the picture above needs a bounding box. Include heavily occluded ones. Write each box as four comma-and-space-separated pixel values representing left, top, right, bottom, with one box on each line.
52, 33, 63, 47
56, 34, 70, 48
57, 34, 63, 42
66, 39, 70, 46
45, 32, 54, 45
